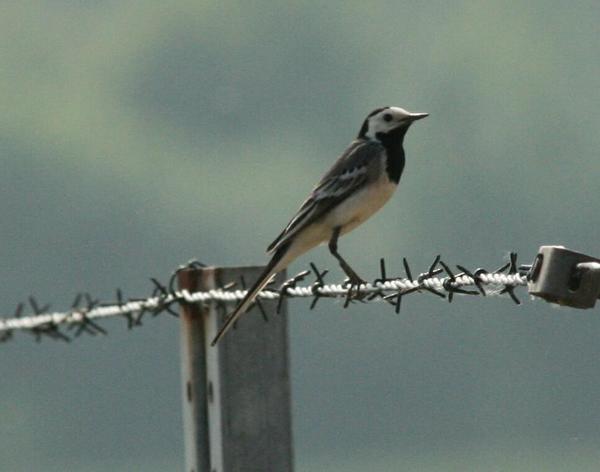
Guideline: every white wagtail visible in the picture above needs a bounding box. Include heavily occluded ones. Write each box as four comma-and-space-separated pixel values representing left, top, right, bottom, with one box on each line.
212, 106, 428, 345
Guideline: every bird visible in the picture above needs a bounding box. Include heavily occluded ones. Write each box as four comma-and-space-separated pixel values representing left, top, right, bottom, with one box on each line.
211, 106, 428, 345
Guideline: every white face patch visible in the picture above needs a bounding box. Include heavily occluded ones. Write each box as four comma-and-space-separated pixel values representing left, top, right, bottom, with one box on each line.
364, 107, 414, 140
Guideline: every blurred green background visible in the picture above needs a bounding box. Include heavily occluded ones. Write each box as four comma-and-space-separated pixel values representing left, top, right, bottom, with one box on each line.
2, 1, 600, 471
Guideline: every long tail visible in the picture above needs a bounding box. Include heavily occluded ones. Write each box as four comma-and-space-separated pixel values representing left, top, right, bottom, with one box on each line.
211, 246, 289, 346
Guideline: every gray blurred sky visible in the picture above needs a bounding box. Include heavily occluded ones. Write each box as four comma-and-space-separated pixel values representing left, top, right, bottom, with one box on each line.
1, 2, 600, 471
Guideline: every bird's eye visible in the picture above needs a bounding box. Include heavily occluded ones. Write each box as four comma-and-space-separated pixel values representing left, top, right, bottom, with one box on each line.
383, 113, 393, 122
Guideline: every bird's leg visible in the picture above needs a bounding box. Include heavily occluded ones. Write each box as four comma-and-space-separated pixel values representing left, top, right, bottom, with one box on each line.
328, 228, 366, 300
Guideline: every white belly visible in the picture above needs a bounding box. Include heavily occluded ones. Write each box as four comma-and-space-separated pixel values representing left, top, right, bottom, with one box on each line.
283, 173, 397, 263
326, 173, 397, 235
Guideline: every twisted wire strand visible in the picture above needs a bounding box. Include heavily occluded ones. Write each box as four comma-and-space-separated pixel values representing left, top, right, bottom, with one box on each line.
0, 265, 528, 337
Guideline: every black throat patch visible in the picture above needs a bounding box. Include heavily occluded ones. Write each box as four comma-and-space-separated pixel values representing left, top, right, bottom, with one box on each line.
376, 125, 409, 184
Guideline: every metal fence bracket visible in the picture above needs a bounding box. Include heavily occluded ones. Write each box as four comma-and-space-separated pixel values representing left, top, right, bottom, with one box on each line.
528, 245, 600, 308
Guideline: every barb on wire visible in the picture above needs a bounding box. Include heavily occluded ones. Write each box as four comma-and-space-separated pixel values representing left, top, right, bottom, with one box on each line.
0, 253, 532, 344
277, 270, 311, 314
68, 293, 106, 337
308, 263, 330, 310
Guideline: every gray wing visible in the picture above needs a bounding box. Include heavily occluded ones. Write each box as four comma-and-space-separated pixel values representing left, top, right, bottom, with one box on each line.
267, 139, 384, 254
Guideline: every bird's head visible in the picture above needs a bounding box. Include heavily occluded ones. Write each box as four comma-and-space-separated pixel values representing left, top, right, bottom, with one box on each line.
358, 106, 428, 142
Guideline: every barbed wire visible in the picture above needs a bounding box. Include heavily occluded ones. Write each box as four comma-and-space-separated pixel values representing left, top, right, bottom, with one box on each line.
0, 253, 531, 343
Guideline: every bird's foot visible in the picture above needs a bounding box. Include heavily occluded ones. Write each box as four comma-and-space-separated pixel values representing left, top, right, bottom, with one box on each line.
342, 272, 368, 306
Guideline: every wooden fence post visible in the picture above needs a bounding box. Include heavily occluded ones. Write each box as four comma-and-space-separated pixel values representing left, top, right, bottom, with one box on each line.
178, 266, 293, 472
